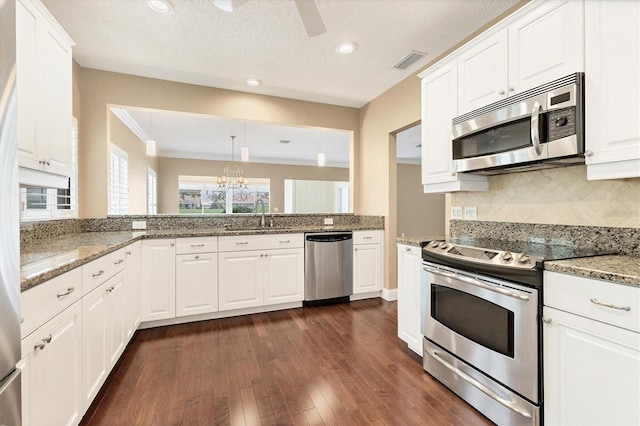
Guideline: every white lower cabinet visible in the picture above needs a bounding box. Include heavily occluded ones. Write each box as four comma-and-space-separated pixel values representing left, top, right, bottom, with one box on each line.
218, 250, 263, 311
353, 231, 383, 295
543, 271, 640, 425
263, 248, 304, 305
176, 252, 218, 317
141, 239, 176, 321
125, 241, 142, 339
81, 270, 126, 410
19, 300, 83, 426
396, 244, 423, 355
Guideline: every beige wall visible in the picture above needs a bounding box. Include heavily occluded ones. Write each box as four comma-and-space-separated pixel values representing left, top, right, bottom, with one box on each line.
449, 166, 640, 228
109, 111, 160, 214
397, 164, 446, 237
76, 67, 359, 218
157, 157, 348, 214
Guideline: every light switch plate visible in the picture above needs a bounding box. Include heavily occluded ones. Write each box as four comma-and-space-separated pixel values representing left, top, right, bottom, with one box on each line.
451, 207, 463, 220
324, 218, 334, 225
132, 220, 147, 230
464, 207, 477, 220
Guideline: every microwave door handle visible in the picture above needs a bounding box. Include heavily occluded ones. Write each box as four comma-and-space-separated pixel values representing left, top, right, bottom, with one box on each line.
530, 101, 543, 156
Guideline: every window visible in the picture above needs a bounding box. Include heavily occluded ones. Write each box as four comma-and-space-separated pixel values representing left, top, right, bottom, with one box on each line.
147, 168, 157, 214
109, 144, 129, 215
20, 118, 79, 221
178, 175, 270, 214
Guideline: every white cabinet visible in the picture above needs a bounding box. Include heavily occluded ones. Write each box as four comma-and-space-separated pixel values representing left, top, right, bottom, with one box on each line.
218, 234, 304, 311
584, 0, 640, 180
16, 0, 74, 187
141, 239, 176, 321
457, 0, 584, 115
124, 241, 141, 339
419, 61, 488, 193
543, 272, 640, 425
353, 231, 383, 295
19, 301, 83, 426
176, 252, 218, 317
81, 270, 126, 410
397, 244, 423, 355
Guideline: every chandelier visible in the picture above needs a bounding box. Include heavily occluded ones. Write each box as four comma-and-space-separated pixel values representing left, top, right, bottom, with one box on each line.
217, 135, 249, 200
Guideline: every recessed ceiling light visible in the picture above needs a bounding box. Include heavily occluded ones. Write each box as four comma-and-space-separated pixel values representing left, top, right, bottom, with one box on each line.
335, 42, 357, 55
245, 78, 262, 87
147, 0, 174, 15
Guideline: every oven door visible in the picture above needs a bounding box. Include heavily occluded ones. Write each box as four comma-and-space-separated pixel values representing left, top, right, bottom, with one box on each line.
421, 262, 539, 403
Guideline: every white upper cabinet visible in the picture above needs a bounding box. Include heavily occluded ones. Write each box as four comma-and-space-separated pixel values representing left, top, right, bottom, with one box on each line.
420, 60, 488, 193
457, 0, 584, 115
16, 0, 74, 187
584, 0, 640, 180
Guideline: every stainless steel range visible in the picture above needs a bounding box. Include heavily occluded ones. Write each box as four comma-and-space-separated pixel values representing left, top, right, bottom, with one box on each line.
420, 238, 607, 426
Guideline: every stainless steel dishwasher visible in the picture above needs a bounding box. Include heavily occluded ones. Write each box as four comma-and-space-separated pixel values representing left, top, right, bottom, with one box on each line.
304, 232, 353, 306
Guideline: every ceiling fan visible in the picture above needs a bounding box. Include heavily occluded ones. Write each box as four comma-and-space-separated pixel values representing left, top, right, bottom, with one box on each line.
213, 0, 327, 37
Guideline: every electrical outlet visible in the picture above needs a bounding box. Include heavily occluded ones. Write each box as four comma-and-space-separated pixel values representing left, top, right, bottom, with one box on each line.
451, 207, 463, 220
273, 207, 279, 212
324, 218, 334, 225
464, 207, 477, 220
131, 220, 147, 230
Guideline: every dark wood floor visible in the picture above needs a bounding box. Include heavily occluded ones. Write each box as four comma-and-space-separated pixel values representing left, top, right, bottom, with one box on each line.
81, 299, 492, 425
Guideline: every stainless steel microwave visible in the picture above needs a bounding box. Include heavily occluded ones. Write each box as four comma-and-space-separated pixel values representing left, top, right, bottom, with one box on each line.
452, 73, 585, 175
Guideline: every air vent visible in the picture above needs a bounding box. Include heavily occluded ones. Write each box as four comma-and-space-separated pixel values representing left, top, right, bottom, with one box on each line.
393, 50, 426, 70
279, 140, 291, 144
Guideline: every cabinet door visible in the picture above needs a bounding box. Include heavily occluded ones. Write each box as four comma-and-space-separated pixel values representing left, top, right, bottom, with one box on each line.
106, 271, 126, 368
353, 244, 382, 294
125, 242, 142, 340
141, 239, 176, 321
585, 0, 640, 179
218, 250, 263, 311
176, 252, 218, 317
457, 30, 508, 114
16, 0, 40, 171
543, 307, 640, 425
508, 0, 584, 94
397, 245, 423, 355
20, 301, 83, 426
263, 248, 304, 305
82, 282, 109, 410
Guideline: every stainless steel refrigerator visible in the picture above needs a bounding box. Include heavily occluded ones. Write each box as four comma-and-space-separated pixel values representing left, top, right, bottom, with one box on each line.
0, 0, 22, 424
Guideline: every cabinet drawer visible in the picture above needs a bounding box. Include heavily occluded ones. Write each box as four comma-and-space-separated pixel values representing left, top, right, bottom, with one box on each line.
354, 230, 382, 245
81, 248, 126, 295
21, 268, 82, 338
544, 271, 640, 333
175, 236, 218, 254
398, 244, 421, 256
218, 233, 304, 252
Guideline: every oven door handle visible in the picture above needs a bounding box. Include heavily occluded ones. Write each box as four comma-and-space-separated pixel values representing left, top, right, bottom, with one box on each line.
426, 347, 533, 419
423, 266, 531, 301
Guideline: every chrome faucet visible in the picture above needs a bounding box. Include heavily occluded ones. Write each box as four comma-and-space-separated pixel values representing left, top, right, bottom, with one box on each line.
255, 199, 266, 228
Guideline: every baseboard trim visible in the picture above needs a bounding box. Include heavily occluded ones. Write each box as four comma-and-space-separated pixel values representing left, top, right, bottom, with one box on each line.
381, 288, 398, 301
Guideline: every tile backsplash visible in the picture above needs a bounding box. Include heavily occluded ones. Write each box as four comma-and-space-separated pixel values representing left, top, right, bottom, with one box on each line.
451, 165, 640, 228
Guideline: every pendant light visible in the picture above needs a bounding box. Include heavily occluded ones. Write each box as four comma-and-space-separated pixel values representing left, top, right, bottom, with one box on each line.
217, 135, 248, 200
317, 139, 325, 166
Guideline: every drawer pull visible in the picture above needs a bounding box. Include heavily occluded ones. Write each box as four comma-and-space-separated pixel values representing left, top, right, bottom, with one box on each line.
279, 240, 290, 244
590, 298, 631, 312
44, 334, 52, 343
126, 251, 132, 255
363, 236, 372, 239
114, 259, 124, 265
405, 247, 411, 251
56, 287, 75, 298
92, 270, 105, 278
236, 242, 248, 245
106, 285, 115, 293
190, 244, 205, 247
34, 340, 46, 351
195, 255, 200, 259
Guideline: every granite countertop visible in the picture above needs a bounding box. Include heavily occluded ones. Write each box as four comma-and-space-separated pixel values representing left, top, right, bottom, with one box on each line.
544, 255, 640, 287
21, 225, 382, 292
396, 235, 444, 247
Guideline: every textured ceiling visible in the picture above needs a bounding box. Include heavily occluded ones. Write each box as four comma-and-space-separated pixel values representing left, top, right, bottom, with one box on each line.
43, 0, 519, 108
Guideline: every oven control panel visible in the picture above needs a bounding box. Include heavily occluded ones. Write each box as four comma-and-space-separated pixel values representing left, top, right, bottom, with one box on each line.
424, 240, 541, 269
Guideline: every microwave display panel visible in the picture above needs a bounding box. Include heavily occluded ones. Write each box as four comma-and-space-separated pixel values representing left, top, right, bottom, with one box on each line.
453, 118, 533, 160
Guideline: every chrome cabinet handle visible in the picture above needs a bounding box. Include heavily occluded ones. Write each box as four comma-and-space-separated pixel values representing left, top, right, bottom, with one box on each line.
423, 265, 530, 301
34, 341, 46, 351
584, 150, 594, 157
590, 298, 631, 312
126, 251, 132, 255
56, 287, 75, 298
498, 89, 506, 95
363, 236, 372, 240
195, 255, 200, 259
530, 101, 543, 156
265, 253, 269, 257
44, 334, 52, 343
279, 240, 290, 244
236, 242, 248, 245
426, 348, 533, 419
405, 247, 411, 252
92, 270, 105, 278
170, 243, 175, 247
509, 86, 515, 92
542, 316, 552, 323
106, 285, 115, 293
190, 243, 205, 247
114, 259, 124, 265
